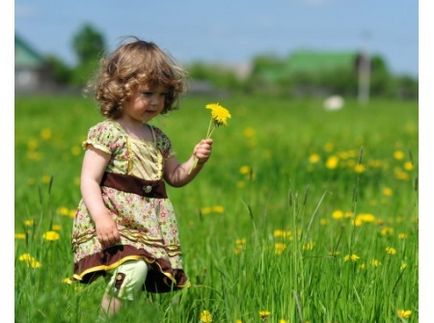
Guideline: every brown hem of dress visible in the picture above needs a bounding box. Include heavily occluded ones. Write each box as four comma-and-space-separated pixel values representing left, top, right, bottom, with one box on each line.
73, 245, 190, 293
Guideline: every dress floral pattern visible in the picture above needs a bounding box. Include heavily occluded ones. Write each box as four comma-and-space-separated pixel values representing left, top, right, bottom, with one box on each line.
71, 120, 189, 292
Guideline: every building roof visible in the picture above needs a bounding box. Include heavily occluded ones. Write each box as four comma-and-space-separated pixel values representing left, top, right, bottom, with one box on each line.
15, 34, 44, 68
287, 50, 357, 74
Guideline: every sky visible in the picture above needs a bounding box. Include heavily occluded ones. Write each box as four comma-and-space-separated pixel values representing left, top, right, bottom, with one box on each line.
15, 0, 418, 76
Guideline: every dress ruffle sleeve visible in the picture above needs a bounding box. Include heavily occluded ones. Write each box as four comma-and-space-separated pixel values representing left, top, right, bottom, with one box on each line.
82, 121, 122, 155
153, 127, 174, 159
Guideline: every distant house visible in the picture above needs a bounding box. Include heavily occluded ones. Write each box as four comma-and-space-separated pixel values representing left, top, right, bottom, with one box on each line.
15, 34, 54, 93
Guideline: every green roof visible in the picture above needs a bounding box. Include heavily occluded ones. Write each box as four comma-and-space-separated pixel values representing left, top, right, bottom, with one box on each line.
287, 50, 357, 74
15, 34, 44, 68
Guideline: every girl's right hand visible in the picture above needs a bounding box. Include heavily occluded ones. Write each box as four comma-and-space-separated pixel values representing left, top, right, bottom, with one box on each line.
95, 214, 120, 249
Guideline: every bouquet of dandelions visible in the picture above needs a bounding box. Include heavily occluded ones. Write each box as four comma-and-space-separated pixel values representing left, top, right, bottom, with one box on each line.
188, 103, 231, 174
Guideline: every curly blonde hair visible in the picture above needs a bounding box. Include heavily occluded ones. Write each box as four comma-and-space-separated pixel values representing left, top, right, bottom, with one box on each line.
90, 37, 187, 118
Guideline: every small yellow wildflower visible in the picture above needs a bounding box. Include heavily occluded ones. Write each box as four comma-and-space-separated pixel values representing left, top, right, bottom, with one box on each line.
239, 165, 251, 175
320, 218, 329, 225
206, 103, 231, 126
398, 232, 408, 240
383, 187, 393, 197
370, 259, 382, 267
63, 278, 73, 285
354, 163, 366, 173
397, 309, 412, 319
380, 227, 394, 236
325, 156, 339, 169
15, 233, 26, 240
279, 320, 288, 323
303, 241, 315, 251
18, 253, 41, 269
354, 213, 376, 226
235, 320, 243, 323
385, 247, 397, 255
275, 242, 286, 255
212, 205, 224, 213
400, 262, 408, 270
308, 153, 320, 164
52, 224, 62, 231
43, 231, 60, 241
236, 180, 246, 189
259, 310, 271, 319
24, 219, 34, 227
403, 161, 413, 171
27, 138, 39, 150
57, 207, 70, 216
394, 167, 410, 181
200, 207, 212, 215
332, 210, 344, 220
324, 142, 334, 152
71, 146, 81, 156
358, 263, 366, 270
40, 128, 52, 140
344, 254, 360, 262
243, 127, 256, 139
200, 310, 212, 323
393, 150, 405, 160
42, 175, 51, 184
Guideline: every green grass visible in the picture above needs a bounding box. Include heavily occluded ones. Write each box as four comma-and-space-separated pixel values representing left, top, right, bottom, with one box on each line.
15, 95, 418, 322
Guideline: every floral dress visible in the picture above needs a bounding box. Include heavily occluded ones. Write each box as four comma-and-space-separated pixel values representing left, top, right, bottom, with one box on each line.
71, 119, 189, 292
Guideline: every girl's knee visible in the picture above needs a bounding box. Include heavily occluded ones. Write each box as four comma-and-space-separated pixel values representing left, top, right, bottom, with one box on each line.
106, 259, 148, 301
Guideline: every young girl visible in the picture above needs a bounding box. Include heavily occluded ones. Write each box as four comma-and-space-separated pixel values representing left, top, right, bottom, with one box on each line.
71, 38, 213, 316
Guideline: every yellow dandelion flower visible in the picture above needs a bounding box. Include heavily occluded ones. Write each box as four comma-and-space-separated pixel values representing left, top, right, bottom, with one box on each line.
68, 209, 77, 218
18, 253, 41, 268
71, 146, 81, 156
325, 156, 339, 169
370, 259, 382, 267
200, 207, 212, 215
383, 187, 393, 197
57, 207, 70, 216
279, 320, 288, 323
24, 219, 34, 227
394, 167, 410, 181
309, 153, 320, 164
358, 263, 366, 270
26, 151, 42, 161
397, 309, 412, 319
385, 247, 397, 255
320, 218, 329, 225
27, 138, 39, 150
40, 128, 52, 140
200, 310, 213, 323
324, 142, 334, 152
243, 127, 256, 139
15, 233, 26, 240
206, 103, 231, 126
393, 150, 405, 160
235, 320, 243, 323
43, 231, 60, 241
398, 232, 408, 240
354, 213, 376, 226
273, 229, 285, 238
63, 278, 73, 285
303, 241, 315, 251
42, 175, 51, 184
344, 254, 360, 262
380, 227, 394, 236
354, 164, 366, 173
212, 205, 224, 213
275, 242, 286, 255
332, 210, 344, 220
239, 165, 251, 176
259, 310, 271, 319
403, 161, 413, 171
52, 224, 62, 231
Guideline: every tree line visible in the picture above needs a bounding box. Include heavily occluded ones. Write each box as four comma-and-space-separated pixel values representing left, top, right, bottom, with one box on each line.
46, 24, 417, 99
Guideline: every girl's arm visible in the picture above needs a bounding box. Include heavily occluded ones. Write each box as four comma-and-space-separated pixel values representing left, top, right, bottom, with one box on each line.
80, 146, 120, 248
164, 138, 213, 187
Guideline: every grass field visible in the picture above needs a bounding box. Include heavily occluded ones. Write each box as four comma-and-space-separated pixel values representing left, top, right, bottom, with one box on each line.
15, 95, 418, 322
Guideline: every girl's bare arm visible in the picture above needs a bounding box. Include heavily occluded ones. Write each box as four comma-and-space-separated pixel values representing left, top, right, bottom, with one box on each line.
80, 146, 120, 247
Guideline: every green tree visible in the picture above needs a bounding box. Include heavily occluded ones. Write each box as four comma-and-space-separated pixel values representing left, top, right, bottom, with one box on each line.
71, 23, 106, 86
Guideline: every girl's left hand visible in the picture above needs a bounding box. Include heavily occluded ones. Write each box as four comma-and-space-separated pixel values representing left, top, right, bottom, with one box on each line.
193, 139, 213, 165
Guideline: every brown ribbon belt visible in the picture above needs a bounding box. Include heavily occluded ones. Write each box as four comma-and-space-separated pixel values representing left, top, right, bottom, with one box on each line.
100, 172, 167, 198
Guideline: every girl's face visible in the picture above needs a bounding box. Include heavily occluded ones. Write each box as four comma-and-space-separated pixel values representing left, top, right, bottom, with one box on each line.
121, 84, 167, 123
